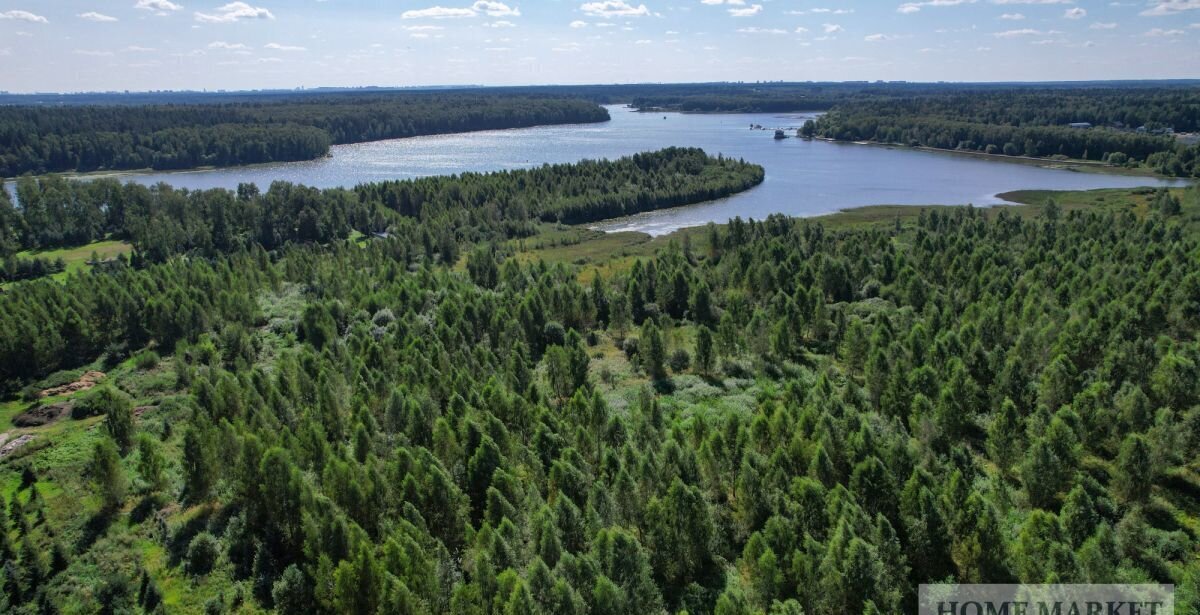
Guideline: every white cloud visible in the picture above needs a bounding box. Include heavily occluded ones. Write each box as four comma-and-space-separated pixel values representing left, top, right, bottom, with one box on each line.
1063, 7, 1086, 18
788, 8, 854, 14
473, 1, 520, 16
208, 40, 250, 49
729, 4, 762, 16
822, 23, 844, 33
79, 12, 119, 22
265, 43, 306, 51
195, 2, 274, 23
1140, 1, 1200, 16
737, 26, 786, 33
1145, 27, 1185, 35
898, 0, 975, 14
570, 19, 588, 27
580, 1, 651, 18
993, 27, 1060, 36
0, 10, 48, 23
75, 49, 115, 56
135, 0, 183, 11
1000, 12, 1025, 19
1089, 22, 1117, 29
865, 33, 896, 41
123, 45, 156, 52
990, 0, 1073, 4
485, 20, 516, 27
402, 6, 476, 18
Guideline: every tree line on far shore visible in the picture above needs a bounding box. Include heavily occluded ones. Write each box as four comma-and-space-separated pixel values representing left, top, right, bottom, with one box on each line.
0, 94, 609, 176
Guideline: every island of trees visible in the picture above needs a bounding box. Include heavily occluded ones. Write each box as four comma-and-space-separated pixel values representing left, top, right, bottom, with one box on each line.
0, 135, 1197, 613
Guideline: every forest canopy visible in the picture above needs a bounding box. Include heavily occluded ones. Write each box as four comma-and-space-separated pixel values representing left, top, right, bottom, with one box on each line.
0, 147, 764, 384
1, 179, 1198, 613
1, 82, 1199, 614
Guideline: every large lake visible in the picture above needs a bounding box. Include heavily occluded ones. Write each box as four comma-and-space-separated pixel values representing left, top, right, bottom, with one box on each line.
41, 105, 1192, 235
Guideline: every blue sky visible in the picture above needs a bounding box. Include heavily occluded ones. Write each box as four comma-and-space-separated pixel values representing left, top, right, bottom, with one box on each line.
0, 0, 1197, 92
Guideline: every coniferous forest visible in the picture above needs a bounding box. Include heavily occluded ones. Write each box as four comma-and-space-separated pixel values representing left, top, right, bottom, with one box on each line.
1, 142, 1198, 613
0, 83, 1199, 615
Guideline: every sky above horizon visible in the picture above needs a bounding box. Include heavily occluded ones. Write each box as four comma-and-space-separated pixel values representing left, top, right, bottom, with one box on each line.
0, 1, 1197, 93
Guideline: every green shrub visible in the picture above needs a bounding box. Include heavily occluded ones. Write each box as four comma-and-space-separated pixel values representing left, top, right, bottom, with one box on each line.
186, 532, 220, 576
73, 385, 133, 420
668, 348, 691, 373
134, 350, 160, 370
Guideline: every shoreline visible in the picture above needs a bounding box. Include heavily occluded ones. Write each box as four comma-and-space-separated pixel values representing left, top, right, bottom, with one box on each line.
592, 182, 1193, 241
814, 137, 1173, 180
630, 106, 827, 117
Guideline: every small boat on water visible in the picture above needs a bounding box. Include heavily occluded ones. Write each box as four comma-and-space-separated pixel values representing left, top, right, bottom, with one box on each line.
774, 129, 787, 140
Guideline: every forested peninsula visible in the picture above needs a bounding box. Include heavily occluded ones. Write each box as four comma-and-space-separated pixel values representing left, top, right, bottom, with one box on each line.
0, 93, 609, 176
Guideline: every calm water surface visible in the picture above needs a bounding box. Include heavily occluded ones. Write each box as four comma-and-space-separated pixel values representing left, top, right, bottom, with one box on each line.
41, 106, 1192, 235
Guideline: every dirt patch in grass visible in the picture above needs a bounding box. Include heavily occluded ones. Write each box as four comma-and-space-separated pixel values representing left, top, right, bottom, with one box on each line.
13, 402, 72, 427
40, 371, 105, 398
0, 434, 36, 459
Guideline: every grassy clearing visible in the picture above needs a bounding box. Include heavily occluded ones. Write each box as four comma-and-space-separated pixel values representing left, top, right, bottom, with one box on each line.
17, 239, 133, 274
3, 238, 134, 289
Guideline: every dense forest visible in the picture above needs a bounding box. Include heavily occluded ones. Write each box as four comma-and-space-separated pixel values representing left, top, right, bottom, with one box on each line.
0, 94, 609, 175
0, 147, 763, 379
0, 147, 760, 274
0, 143, 1198, 613
811, 88, 1200, 177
